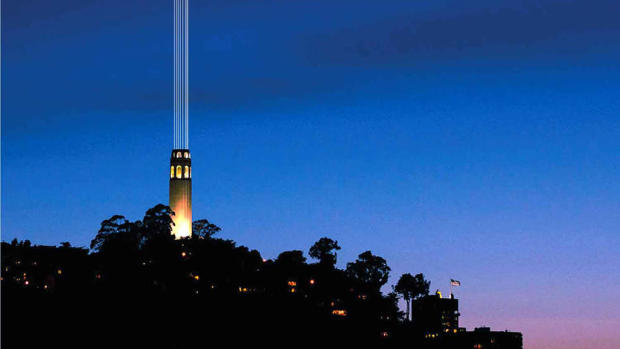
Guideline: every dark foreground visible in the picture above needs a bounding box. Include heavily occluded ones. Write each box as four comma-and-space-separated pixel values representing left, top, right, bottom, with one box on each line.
2, 206, 522, 348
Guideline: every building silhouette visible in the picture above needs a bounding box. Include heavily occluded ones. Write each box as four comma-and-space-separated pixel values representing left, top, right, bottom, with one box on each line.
427, 327, 523, 349
409, 292, 522, 349
413, 292, 462, 337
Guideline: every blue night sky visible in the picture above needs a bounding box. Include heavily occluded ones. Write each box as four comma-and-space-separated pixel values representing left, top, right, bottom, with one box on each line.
2, 1, 619, 348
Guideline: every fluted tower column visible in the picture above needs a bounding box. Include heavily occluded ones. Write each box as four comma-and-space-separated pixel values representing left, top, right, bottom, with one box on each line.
170, 150, 192, 238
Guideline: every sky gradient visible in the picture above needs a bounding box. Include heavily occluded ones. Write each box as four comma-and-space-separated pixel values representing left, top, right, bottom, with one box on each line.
2, 1, 620, 348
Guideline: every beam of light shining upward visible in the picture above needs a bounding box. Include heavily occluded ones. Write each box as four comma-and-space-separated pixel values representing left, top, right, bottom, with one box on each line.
174, 0, 188, 150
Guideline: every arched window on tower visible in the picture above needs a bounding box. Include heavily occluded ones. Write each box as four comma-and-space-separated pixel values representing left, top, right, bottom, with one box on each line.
176, 166, 182, 179
170, 166, 174, 178
184, 152, 189, 158
184, 166, 189, 178
176, 152, 182, 158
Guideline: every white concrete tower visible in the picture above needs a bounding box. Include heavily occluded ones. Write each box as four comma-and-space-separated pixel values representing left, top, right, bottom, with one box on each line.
170, 0, 191, 239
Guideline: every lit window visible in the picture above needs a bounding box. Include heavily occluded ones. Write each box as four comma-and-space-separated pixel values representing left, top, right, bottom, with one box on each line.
309, 279, 315, 285
184, 166, 189, 178
177, 152, 182, 158
170, 166, 174, 178
176, 166, 182, 179
184, 152, 189, 158
332, 309, 347, 317
288, 281, 297, 287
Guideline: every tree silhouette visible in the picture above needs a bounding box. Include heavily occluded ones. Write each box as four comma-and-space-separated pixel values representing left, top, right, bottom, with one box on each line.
346, 250, 391, 290
192, 219, 221, 239
309, 237, 341, 267
90, 215, 134, 252
276, 250, 306, 266
142, 204, 175, 240
395, 273, 430, 321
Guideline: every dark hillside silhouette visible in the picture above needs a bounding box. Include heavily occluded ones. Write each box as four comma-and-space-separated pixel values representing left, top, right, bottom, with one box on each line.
1, 204, 522, 348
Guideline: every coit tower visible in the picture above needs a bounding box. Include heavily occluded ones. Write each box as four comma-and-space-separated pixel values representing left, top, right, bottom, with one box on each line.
169, 0, 191, 238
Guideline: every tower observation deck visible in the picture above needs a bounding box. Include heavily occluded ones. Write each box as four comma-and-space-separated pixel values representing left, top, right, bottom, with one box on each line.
170, 0, 191, 238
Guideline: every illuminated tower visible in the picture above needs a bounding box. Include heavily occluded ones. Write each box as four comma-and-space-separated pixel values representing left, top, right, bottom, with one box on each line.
169, 0, 191, 238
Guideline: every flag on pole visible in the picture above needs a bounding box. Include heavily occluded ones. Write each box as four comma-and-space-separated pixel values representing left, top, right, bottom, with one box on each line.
450, 279, 461, 286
